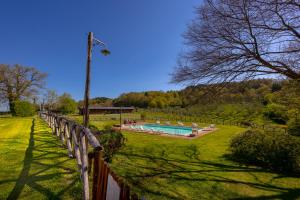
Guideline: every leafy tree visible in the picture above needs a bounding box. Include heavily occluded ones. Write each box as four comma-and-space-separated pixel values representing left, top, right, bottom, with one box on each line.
113, 91, 181, 108
13, 100, 36, 117
149, 99, 157, 108
0, 64, 47, 113
57, 93, 77, 114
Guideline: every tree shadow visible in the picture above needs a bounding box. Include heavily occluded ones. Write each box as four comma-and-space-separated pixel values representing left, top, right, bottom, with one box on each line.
113, 146, 300, 200
6, 118, 81, 200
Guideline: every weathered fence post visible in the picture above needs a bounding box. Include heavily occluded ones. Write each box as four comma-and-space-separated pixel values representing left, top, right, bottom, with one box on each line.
72, 126, 82, 170
80, 130, 90, 200
56, 118, 60, 137
65, 122, 74, 158
61, 120, 66, 145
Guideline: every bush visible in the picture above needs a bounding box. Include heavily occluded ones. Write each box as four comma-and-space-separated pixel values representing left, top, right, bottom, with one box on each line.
288, 119, 300, 136
12, 101, 36, 117
97, 130, 125, 162
263, 103, 288, 124
240, 121, 253, 127
230, 129, 300, 174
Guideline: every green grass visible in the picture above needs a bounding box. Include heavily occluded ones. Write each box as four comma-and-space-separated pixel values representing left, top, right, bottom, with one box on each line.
0, 116, 82, 199
108, 126, 300, 199
66, 113, 300, 199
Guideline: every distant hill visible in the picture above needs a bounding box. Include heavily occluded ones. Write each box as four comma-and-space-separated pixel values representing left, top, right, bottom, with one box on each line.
111, 79, 300, 125
78, 97, 113, 107
113, 79, 283, 108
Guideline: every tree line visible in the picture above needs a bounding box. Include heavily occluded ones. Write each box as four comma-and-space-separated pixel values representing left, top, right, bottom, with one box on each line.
1, 63, 299, 127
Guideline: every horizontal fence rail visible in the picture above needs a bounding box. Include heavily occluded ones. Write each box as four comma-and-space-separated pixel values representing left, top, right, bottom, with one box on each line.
39, 112, 140, 200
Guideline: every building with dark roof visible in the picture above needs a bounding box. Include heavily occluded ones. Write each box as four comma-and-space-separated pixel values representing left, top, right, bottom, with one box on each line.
78, 106, 135, 115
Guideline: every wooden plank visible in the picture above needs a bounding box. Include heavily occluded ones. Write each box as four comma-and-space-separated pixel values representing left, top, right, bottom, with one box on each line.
102, 164, 109, 200
119, 182, 125, 200
98, 158, 105, 199
99, 162, 107, 200
92, 150, 102, 200
120, 184, 130, 200
88, 152, 93, 174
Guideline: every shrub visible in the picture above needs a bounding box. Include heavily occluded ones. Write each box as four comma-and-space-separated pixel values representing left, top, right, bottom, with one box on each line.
12, 101, 36, 117
288, 119, 300, 136
97, 130, 125, 162
240, 121, 253, 127
230, 129, 300, 174
263, 103, 288, 124
103, 124, 113, 131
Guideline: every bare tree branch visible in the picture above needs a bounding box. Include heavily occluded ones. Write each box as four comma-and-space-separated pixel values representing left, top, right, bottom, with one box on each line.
172, 0, 300, 85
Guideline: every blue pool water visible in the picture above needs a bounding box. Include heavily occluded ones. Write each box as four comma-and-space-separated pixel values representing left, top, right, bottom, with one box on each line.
131, 124, 198, 136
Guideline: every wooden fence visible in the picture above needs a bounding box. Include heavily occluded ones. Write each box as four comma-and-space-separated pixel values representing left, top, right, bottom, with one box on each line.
40, 112, 140, 200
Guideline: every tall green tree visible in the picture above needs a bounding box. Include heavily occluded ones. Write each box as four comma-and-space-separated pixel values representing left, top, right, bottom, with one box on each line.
57, 93, 77, 114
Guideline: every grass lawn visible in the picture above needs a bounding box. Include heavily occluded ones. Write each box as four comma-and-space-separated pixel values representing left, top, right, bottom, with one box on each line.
0, 116, 82, 200
108, 125, 300, 199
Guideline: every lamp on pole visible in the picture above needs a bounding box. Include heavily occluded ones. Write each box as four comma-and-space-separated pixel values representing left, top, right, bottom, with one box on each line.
83, 32, 110, 128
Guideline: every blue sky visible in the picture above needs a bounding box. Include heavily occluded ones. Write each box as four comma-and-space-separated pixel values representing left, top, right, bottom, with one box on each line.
0, 0, 201, 100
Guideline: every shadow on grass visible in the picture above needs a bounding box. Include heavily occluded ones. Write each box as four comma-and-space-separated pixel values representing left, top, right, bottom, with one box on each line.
6, 118, 81, 200
114, 147, 300, 200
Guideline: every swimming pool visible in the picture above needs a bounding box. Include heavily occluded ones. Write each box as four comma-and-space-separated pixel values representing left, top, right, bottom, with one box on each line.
130, 124, 199, 136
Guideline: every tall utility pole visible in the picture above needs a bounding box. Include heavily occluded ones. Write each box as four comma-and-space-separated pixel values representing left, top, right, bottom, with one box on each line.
83, 32, 110, 128
83, 32, 93, 128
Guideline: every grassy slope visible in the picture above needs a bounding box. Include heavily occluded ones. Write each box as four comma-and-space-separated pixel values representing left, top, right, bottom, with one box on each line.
0, 117, 82, 200
110, 125, 300, 200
